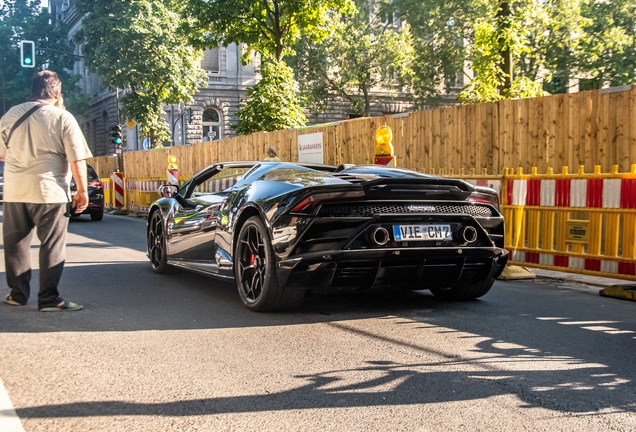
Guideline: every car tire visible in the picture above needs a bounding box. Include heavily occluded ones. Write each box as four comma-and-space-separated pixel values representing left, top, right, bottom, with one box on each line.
235, 216, 304, 311
90, 209, 104, 221
429, 277, 495, 301
148, 210, 171, 274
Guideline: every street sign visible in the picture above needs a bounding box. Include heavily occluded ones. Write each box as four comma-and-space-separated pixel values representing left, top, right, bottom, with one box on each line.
126, 120, 136, 129
142, 138, 151, 150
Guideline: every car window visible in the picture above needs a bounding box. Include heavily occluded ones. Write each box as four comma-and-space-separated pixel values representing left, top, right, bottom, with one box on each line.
87, 165, 99, 182
0, 160, 4, 176
191, 167, 251, 197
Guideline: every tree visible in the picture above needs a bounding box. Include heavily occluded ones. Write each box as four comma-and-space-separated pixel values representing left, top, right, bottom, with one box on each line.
0, 0, 85, 116
183, 0, 353, 62
183, 0, 352, 133
394, 0, 550, 105
234, 60, 307, 134
290, 0, 414, 118
576, 0, 635, 89
74, 0, 207, 146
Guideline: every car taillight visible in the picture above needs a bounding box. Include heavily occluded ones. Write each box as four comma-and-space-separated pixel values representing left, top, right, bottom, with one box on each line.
88, 180, 103, 188
467, 192, 499, 211
291, 190, 365, 214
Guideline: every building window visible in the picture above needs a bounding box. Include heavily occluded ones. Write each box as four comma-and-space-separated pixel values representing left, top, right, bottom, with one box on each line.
201, 48, 220, 73
202, 108, 222, 141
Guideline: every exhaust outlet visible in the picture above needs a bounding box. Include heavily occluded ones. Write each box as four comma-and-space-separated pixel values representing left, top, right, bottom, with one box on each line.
462, 226, 478, 243
369, 227, 390, 246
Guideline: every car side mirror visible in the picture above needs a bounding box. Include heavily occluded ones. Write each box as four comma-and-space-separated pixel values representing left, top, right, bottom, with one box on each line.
158, 184, 179, 198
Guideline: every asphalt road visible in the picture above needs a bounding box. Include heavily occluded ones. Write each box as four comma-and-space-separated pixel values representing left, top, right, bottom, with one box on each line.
0, 208, 634, 431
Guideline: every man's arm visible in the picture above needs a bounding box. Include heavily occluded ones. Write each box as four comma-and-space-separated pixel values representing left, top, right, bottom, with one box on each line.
70, 159, 89, 213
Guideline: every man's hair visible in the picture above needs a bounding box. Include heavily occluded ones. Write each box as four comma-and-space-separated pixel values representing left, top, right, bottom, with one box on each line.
31, 70, 62, 100
266, 146, 277, 157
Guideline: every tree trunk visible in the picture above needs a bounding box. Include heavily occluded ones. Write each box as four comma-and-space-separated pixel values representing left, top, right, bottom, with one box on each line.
497, 1, 513, 95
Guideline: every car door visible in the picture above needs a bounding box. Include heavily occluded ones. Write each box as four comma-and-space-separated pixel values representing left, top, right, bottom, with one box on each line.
167, 166, 251, 263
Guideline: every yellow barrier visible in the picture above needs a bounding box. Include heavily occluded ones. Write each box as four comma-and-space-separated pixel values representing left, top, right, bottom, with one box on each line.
100, 177, 115, 209
502, 165, 636, 281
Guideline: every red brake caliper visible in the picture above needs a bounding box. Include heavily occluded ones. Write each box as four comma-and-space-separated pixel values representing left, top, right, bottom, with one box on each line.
250, 254, 255, 266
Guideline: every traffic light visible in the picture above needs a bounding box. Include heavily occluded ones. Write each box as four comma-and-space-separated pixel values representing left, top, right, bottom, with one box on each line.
108, 125, 123, 146
186, 107, 193, 124
20, 40, 35, 68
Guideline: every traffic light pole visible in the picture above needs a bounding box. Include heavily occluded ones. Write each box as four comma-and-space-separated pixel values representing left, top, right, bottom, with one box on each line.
115, 86, 121, 172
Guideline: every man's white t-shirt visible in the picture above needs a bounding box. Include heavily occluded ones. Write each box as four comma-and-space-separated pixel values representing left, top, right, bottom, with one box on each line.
0, 101, 93, 204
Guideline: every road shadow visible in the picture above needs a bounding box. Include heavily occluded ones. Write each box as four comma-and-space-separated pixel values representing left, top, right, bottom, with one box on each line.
1, 209, 635, 416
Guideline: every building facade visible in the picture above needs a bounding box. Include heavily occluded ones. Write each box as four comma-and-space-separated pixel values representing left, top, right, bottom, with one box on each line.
50, 0, 259, 155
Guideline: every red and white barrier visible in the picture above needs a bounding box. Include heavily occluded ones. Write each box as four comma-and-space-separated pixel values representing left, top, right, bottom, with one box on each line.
168, 169, 179, 185
112, 172, 124, 208
201, 176, 240, 193
505, 178, 636, 208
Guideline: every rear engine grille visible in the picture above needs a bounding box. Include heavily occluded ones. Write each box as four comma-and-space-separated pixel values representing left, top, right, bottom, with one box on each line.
319, 203, 493, 218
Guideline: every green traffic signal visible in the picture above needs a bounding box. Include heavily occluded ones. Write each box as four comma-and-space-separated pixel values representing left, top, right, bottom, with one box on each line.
109, 125, 123, 146
20, 40, 35, 68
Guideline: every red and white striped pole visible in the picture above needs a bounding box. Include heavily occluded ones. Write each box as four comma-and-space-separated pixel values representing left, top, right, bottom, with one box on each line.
167, 155, 178, 186
113, 172, 124, 208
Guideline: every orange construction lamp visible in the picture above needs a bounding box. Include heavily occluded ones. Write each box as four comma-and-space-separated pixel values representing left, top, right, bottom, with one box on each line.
374, 125, 396, 166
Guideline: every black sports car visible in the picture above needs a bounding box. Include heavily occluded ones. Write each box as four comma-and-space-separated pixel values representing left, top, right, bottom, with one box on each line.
147, 162, 508, 311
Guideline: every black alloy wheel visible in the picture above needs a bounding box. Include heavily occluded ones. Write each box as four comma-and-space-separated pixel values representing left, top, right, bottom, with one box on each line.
148, 211, 170, 273
235, 216, 304, 311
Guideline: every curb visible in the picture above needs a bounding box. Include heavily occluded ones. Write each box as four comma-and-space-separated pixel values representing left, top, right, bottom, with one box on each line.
600, 285, 636, 302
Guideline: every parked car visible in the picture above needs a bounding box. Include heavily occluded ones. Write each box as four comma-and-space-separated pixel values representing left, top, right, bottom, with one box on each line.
147, 161, 508, 311
70, 164, 104, 221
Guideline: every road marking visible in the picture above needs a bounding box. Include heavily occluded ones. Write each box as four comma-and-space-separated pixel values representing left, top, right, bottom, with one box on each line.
557, 320, 619, 325
0, 378, 25, 432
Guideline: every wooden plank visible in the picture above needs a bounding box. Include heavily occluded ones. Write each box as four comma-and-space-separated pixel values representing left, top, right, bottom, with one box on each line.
597, 91, 609, 171
543, 95, 557, 170
499, 99, 513, 170
527, 96, 540, 172
568, 92, 581, 171
430, 109, 440, 172
554, 93, 568, 170
615, 89, 629, 171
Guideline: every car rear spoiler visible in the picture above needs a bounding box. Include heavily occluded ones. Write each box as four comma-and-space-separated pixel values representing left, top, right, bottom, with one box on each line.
362, 178, 474, 200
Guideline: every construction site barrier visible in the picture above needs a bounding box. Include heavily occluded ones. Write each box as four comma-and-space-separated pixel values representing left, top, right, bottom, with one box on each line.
101, 177, 114, 209
437, 168, 503, 195
502, 165, 636, 281
124, 177, 176, 214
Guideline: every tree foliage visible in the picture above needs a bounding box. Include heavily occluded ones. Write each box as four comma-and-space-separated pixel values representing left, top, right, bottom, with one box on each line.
0, 0, 85, 116
234, 60, 307, 134
74, 0, 206, 146
183, 0, 354, 62
290, 0, 414, 117
394, 0, 634, 105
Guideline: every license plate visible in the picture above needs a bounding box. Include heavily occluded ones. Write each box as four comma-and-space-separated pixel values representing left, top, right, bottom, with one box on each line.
393, 224, 452, 241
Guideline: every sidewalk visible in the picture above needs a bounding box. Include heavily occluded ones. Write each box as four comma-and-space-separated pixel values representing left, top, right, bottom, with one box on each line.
521, 267, 636, 301
530, 268, 631, 288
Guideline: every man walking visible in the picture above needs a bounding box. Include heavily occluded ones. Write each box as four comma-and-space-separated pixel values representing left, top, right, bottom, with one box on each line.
0, 70, 92, 311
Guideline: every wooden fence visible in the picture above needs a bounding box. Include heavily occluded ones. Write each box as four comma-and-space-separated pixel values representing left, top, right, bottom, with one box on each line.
88, 85, 636, 178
